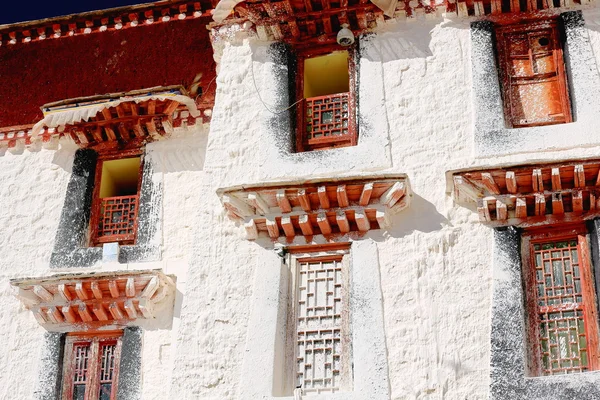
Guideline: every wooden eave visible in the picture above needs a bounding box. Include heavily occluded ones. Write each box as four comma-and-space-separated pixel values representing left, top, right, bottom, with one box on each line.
211, 0, 593, 46
218, 175, 410, 240
11, 269, 175, 330
451, 159, 600, 228
25, 86, 200, 151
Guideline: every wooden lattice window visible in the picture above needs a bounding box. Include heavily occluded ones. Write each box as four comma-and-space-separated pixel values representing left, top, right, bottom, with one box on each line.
90, 150, 143, 247
523, 226, 600, 376
496, 20, 572, 128
288, 244, 352, 395
296, 47, 357, 152
62, 332, 123, 400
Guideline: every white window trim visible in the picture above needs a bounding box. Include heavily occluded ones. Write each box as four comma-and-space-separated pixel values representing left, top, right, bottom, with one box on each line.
237, 239, 390, 400
286, 249, 352, 395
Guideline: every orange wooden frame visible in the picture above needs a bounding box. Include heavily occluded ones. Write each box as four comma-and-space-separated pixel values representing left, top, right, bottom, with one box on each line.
522, 225, 600, 376
89, 149, 144, 247
496, 19, 572, 128
295, 45, 357, 152
62, 331, 123, 400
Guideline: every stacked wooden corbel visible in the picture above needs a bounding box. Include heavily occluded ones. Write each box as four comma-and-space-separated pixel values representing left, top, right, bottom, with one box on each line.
219, 176, 410, 240
453, 159, 600, 227
11, 270, 175, 329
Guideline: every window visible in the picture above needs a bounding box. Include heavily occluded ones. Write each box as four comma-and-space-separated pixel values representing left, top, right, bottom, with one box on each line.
287, 245, 352, 394
296, 48, 357, 152
522, 226, 600, 376
90, 151, 143, 247
496, 20, 572, 128
62, 332, 123, 400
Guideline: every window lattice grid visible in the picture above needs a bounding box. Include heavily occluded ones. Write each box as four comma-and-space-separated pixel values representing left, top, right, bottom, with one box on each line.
97, 195, 139, 239
72, 344, 91, 384
533, 239, 590, 375
100, 344, 117, 382
305, 93, 350, 141
296, 259, 345, 393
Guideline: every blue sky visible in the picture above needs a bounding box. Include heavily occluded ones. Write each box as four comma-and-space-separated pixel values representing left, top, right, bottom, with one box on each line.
0, 1, 147, 25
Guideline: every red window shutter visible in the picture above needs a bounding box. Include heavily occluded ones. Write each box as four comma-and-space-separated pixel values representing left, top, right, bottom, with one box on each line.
497, 21, 572, 128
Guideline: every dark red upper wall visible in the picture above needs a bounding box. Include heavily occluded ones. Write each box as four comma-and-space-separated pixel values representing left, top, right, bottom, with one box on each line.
0, 17, 216, 128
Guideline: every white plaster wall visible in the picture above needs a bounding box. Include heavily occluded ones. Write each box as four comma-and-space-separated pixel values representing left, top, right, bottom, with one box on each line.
0, 146, 72, 399
4, 7, 600, 400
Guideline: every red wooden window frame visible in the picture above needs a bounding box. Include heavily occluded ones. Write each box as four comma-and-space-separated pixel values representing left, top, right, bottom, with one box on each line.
295, 46, 357, 152
89, 149, 144, 247
496, 20, 572, 128
522, 226, 600, 376
62, 331, 123, 400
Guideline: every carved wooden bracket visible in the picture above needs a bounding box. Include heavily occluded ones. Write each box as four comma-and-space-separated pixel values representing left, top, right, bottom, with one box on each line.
451, 159, 600, 228
11, 269, 175, 331
218, 175, 410, 240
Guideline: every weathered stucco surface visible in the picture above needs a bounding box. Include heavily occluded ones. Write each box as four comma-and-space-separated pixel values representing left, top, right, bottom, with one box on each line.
4, 7, 600, 400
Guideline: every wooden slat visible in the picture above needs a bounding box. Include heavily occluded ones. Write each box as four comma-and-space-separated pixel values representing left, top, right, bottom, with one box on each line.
163, 100, 179, 115
124, 299, 137, 319
573, 190, 583, 213
245, 219, 258, 240
478, 200, 492, 222
126, 277, 136, 297
104, 126, 117, 141
138, 298, 154, 319
318, 186, 330, 209
49, 306, 64, 323
75, 283, 89, 300
511, 197, 525, 219
58, 284, 73, 302
266, 217, 280, 238
277, 190, 292, 213
336, 211, 350, 233
109, 302, 125, 320
359, 183, 373, 206
33, 285, 54, 302
141, 276, 159, 299
223, 195, 254, 218
376, 210, 390, 229
109, 280, 120, 298
248, 192, 270, 215
101, 108, 112, 120
93, 304, 109, 321
337, 185, 349, 207
355, 211, 370, 231
78, 303, 94, 322
496, 200, 507, 221
481, 173, 501, 194
380, 182, 405, 207
147, 100, 156, 115
506, 171, 517, 194
532, 169, 543, 192
575, 165, 585, 188
91, 282, 103, 299
454, 175, 483, 200
534, 193, 546, 216
62, 305, 77, 323
281, 216, 295, 237
298, 189, 311, 212
299, 215, 313, 236
317, 213, 332, 235
552, 193, 564, 215
551, 168, 562, 191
